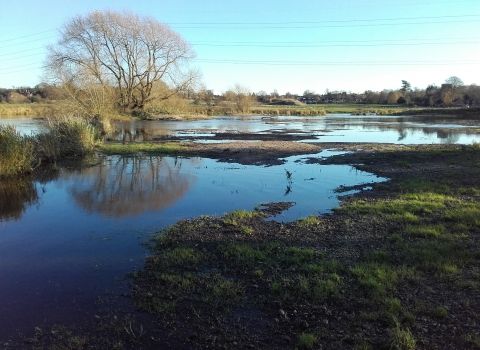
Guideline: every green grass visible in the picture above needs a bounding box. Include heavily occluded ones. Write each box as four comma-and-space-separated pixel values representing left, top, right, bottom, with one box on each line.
0, 125, 34, 177
99, 142, 185, 155
401, 240, 467, 275
464, 333, 480, 348
296, 332, 317, 349
389, 325, 416, 350
135, 219, 342, 317
222, 243, 267, 267
341, 193, 451, 218
250, 105, 326, 116
282, 246, 317, 265
271, 272, 341, 303
351, 263, 416, 297
405, 224, 445, 238
297, 215, 322, 228
432, 306, 448, 319
443, 206, 480, 226
206, 274, 244, 306
341, 181, 479, 278
252, 103, 408, 116
222, 210, 263, 235
186, 102, 415, 117
129, 146, 480, 348
161, 247, 203, 266
354, 341, 373, 350
223, 210, 262, 225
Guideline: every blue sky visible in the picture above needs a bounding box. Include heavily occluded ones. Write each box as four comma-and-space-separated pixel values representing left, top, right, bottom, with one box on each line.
1, 0, 479, 94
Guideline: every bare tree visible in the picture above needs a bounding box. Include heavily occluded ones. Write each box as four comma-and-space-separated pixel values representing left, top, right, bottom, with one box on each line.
46, 10, 195, 113
445, 76, 464, 88
222, 85, 255, 113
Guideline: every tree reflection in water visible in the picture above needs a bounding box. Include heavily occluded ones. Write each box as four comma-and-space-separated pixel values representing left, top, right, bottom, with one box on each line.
69, 156, 195, 217
0, 177, 39, 221
108, 121, 170, 142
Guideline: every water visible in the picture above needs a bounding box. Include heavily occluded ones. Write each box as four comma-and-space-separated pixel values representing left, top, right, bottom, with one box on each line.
2, 113, 480, 144
0, 151, 384, 339
0, 112, 477, 339
110, 114, 480, 144
0, 117, 47, 135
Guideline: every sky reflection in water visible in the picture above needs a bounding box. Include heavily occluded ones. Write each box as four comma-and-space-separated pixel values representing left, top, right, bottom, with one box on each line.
0, 152, 383, 337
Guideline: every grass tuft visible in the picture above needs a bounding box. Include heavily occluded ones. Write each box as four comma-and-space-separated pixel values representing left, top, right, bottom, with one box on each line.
222, 210, 262, 235
433, 306, 448, 319
296, 332, 317, 349
352, 263, 416, 297
162, 247, 203, 266
297, 215, 322, 229
37, 117, 98, 160
404, 224, 445, 238
389, 325, 416, 350
0, 125, 34, 177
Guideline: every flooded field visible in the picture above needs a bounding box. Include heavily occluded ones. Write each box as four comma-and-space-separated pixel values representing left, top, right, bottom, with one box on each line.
3, 113, 480, 144
0, 113, 478, 342
114, 114, 480, 144
0, 150, 383, 338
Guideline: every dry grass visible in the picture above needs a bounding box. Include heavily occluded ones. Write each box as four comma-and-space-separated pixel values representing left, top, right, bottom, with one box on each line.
36, 117, 98, 160
0, 103, 60, 117
0, 126, 34, 177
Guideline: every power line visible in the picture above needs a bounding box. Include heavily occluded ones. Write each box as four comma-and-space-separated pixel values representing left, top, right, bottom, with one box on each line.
0, 62, 45, 73
3, 58, 479, 73
0, 36, 56, 49
1, 38, 479, 58
1, 36, 478, 59
167, 13, 480, 25
1, 13, 479, 44
0, 46, 47, 58
194, 36, 479, 44
0, 66, 44, 75
192, 40, 480, 48
0, 30, 55, 44
173, 19, 480, 29
195, 58, 480, 66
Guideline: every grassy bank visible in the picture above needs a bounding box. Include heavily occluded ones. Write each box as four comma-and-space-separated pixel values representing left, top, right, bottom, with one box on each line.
0, 103, 60, 118
252, 104, 480, 117
0, 118, 98, 177
0, 126, 35, 177
0, 102, 131, 120
163, 102, 411, 117
148, 103, 407, 118
5, 101, 475, 120
27, 144, 480, 349
153, 103, 476, 118
128, 145, 480, 349
98, 142, 186, 155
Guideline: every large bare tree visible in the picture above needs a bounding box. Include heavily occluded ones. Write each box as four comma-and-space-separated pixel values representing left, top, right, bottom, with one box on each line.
46, 11, 195, 113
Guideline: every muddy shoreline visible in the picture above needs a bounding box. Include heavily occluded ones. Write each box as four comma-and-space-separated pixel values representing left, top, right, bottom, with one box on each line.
100, 140, 434, 166
12, 142, 479, 349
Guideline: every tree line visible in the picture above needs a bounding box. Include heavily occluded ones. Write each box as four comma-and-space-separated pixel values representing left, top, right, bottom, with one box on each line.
290, 77, 480, 107
1, 10, 480, 118
4, 76, 480, 109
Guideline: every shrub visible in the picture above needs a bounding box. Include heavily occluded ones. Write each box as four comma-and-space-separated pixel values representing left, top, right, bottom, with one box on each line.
37, 117, 98, 160
0, 126, 34, 177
